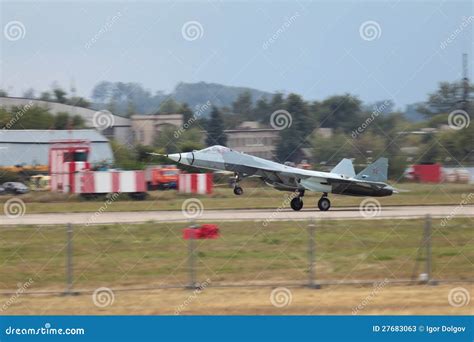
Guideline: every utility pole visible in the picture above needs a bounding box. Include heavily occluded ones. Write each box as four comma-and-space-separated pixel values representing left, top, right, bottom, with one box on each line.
462, 53, 469, 112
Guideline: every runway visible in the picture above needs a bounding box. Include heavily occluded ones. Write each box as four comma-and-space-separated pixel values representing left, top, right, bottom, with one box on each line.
1, 205, 473, 225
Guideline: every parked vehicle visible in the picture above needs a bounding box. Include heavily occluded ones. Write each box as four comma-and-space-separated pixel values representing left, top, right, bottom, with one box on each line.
2, 182, 29, 194
30, 174, 51, 191
0, 186, 6, 195
145, 165, 180, 190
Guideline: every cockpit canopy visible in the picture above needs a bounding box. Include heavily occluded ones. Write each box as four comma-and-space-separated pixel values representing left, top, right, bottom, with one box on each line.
200, 145, 231, 154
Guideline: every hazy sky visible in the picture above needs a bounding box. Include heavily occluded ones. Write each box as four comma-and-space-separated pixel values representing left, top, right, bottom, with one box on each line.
1, 0, 472, 109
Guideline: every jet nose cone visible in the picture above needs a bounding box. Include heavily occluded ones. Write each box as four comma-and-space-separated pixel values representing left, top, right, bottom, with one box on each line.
167, 153, 181, 163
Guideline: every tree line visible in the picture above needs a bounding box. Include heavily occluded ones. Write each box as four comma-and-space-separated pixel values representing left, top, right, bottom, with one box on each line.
1, 79, 472, 179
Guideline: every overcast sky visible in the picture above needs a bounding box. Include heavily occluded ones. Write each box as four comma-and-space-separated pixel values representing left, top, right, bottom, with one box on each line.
1, 0, 472, 108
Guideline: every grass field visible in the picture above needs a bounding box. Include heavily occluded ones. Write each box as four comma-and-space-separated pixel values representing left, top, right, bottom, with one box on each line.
1, 218, 472, 291
3, 284, 472, 315
1, 218, 472, 315
0, 183, 473, 214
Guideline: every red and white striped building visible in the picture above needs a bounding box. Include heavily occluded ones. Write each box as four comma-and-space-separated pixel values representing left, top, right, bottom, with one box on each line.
178, 173, 213, 195
49, 140, 146, 195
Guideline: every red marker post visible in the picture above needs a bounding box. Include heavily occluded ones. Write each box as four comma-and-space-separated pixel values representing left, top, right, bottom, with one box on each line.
183, 223, 220, 289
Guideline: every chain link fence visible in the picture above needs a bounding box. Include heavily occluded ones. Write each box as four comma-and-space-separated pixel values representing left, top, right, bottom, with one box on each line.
0, 217, 472, 295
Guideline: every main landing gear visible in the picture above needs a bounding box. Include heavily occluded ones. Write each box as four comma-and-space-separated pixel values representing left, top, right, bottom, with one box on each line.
290, 192, 331, 211
290, 190, 304, 211
317, 193, 331, 211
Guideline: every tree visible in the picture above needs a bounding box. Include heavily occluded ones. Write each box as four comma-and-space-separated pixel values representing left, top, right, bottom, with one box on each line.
312, 132, 353, 164
126, 99, 136, 117
275, 93, 313, 162
110, 140, 140, 170
180, 103, 194, 123
260, 93, 285, 126
72, 115, 85, 128
91, 81, 114, 103
0, 89, 8, 97
318, 94, 363, 133
54, 112, 71, 129
39, 91, 51, 101
232, 91, 253, 119
158, 98, 180, 114
0, 106, 54, 129
205, 106, 227, 146
53, 88, 67, 104
23, 88, 35, 99
252, 97, 270, 123
68, 96, 90, 108
417, 81, 473, 117
269, 93, 285, 112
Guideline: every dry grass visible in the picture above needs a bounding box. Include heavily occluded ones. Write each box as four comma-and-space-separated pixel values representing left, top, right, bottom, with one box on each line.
2, 284, 472, 315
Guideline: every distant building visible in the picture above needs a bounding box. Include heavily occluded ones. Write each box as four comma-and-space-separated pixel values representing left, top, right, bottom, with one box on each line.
0, 97, 132, 145
224, 121, 280, 160
131, 114, 183, 145
315, 127, 333, 138
0, 129, 113, 167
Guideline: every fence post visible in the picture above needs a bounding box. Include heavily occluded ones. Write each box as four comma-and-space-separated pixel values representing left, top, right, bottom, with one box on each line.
186, 220, 197, 289
424, 214, 431, 282
424, 214, 437, 285
64, 223, 75, 295
308, 219, 321, 289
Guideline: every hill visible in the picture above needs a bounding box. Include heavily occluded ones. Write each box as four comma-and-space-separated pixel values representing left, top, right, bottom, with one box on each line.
91, 81, 274, 116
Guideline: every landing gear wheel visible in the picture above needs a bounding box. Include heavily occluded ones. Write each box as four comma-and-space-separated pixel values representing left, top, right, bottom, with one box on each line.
233, 186, 243, 196
290, 197, 304, 211
318, 197, 331, 211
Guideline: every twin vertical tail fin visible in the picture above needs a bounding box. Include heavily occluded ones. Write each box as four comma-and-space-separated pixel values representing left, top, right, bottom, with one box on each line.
331, 158, 356, 177
355, 157, 388, 182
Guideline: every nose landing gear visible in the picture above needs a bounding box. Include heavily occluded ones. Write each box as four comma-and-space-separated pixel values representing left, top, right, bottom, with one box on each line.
233, 173, 244, 195
317, 193, 331, 211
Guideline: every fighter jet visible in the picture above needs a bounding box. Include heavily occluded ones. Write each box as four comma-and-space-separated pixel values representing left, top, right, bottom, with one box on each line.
151, 145, 396, 211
